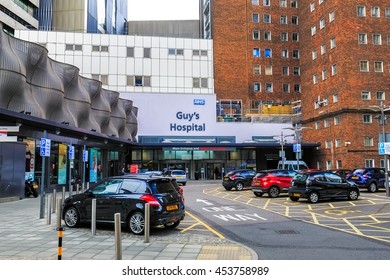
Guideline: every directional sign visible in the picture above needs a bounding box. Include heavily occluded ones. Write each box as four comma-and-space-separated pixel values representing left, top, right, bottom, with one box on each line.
40, 138, 51, 157
378, 142, 390, 155
293, 143, 301, 153
83, 150, 88, 162
69, 145, 75, 160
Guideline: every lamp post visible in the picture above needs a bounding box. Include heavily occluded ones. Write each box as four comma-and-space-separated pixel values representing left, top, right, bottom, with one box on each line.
274, 131, 294, 169
284, 126, 311, 171
369, 101, 390, 197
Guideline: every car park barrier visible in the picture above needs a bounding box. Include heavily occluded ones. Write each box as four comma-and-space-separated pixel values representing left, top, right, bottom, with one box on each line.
114, 213, 122, 260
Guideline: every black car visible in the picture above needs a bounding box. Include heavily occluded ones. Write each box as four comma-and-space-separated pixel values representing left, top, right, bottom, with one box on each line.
288, 171, 360, 203
222, 169, 256, 191
347, 168, 386, 192
62, 175, 185, 235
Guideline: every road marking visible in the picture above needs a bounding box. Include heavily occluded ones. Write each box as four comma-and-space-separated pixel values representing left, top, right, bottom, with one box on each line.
343, 218, 364, 235
196, 199, 214, 205
185, 211, 225, 239
213, 213, 267, 222
324, 209, 361, 216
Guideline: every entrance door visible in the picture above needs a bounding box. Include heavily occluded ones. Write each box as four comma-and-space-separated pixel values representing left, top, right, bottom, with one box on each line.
206, 163, 223, 180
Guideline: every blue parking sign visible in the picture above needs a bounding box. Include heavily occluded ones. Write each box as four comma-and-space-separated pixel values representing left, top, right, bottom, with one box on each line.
40, 138, 51, 157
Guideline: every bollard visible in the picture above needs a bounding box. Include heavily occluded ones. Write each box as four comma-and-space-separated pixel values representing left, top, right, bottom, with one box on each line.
56, 198, 62, 229
76, 184, 79, 194
62, 186, 65, 203
46, 194, 51, 225
144, 203, 150, 243
91, 198, 96, 236
57, 227, 63, 260
52, 189, 56, 213
81, 182, 85, 193
114, 213, 122, 260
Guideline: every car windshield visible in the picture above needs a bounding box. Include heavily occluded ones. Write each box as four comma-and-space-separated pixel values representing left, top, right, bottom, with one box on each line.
172, 171, 185, 175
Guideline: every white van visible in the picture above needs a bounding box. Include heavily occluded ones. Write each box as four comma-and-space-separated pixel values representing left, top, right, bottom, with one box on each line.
277, 160, 308, 171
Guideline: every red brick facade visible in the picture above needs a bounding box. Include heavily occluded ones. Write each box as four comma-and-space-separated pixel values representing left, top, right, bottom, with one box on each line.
212, 0, 390, 169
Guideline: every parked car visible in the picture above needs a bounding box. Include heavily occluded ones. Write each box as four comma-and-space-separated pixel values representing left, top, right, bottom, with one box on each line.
347, 168, 386, 192
62, 175, 185, 235
288, 171, 360, 203
143, 170, 163, 176
251, 169, 298, 198
277, 160, 309, 171
222, 169, 256, 191
327, 169, 353, 178
164, 170, 187, 185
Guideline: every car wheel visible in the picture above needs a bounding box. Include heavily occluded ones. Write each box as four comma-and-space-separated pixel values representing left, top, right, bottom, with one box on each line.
254, 192, 264, 197
128, 212, 145, 235
224, 186, 232, 191
308, 192, 319, 203
348, 190, 359, 200
64, 207, 80, 228
289, 196, 299, 202
368, 182, 377, 193
163, 220, 181, 229
268, 186, 280, 198
235, 182, 244, 191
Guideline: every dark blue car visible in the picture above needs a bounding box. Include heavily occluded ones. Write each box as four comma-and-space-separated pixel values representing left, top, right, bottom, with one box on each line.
347, 168, 386, 192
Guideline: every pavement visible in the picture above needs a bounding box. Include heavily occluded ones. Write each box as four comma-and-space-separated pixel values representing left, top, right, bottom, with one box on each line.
0, 181, 257, 260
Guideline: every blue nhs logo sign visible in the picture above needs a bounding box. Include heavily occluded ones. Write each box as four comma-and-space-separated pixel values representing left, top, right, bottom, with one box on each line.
193, 99, 206, 105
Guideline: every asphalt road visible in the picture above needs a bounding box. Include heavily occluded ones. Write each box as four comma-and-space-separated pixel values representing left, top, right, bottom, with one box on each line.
185, 181, 390, 260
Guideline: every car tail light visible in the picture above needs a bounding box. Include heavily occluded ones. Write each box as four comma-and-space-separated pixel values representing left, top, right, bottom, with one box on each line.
140, 194, 161, 206
230, 175, 237, 180
363, 174, 369, 178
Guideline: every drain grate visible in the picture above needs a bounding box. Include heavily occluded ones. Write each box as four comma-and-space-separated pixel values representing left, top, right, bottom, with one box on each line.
275, 230, 300, 234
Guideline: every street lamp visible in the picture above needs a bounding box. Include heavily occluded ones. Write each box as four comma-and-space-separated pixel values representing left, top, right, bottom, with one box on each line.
284, 126, 311, 171
369, 100, 390, 197
273, 131, 294, 169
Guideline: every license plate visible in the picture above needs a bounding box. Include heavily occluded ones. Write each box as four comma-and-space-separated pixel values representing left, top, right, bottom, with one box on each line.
292, 193, 301, 197
166, 204, 179, 211
224, 178, 229, 181
33, 184, 38, 189
352, 176, 359, 180
176, 176, 182, 178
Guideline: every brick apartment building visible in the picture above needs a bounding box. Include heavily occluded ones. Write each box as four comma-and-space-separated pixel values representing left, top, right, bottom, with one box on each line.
207, 0, 390, 170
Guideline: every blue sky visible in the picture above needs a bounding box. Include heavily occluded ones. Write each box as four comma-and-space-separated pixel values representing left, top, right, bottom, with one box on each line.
128, 0, 199, 21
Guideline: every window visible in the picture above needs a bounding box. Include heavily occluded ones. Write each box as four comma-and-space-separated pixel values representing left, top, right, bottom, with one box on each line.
280, 15, 287, 24
357, 6, 366, 17
315, 121, 321, 129
361, 91, 371, 100
377, 91, 385, 100
168, 48, 183, 55
388, 34, 390, 45
329, 11, 335, 22
281, 32, 288, 41
319, 0, 324, 4
263, 0, 270, 6
312, 50, 317, 60
282, 66, 289, 75
280, 0, 287, 7
360, 61, 369, 72
193, 78, 208, 88
374, 61, 384, 72
283, 84, 290, 93
264, 30, 272, 40
372, 7, 380, 18
291, 16, 298, 25
252, 0, 259, 5
358, 33, 367, 44
292, 49, 299, 58
265, 82, 273, 92
144, 48, 151, 58
254, 65, 261, 75
336, 160, 342, 169
320, 18, 325, 29
131, 75, 151, 87
373, 34, 382, 45
330, 37, 336, 48
335, 139, 341, 148
334, 116, 340, 125
281, 49, 289, 58
386, 8, 390, 18
322, 69, 327, 80
252, 13, 259, 23
92, 45, 109, 52
364, 137, 374, 147
292, 33, 299, 41
333, 93, 339, 103
331, 64, 337, 75
176, 49, 184, 55
92, 74, 108, 85
313, 74, 318, 84
294, 84, 301, 92
264, 14, 271, 23
254, 82, 261, 92
265, 65, 273, 75
365, 159, 374, 168
65, 44, 83, 51
253, 30, 260, 40
293, 67, 300, 76
310, 2, 315, 12
321, 44, 326, 54
127, 47, 134, 57
324, 119, 330, 128
264, 49, 272, 57
291, 0, 297, 8
311, 25, 317, 36
325, 140, 332, 149
253, 48, 261, 57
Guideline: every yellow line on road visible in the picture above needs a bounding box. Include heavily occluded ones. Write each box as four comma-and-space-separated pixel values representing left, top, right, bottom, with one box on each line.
369, 215, 380, 223
311, 212, 319, 224
343, 218, 363, 235
185, 211, 225, 239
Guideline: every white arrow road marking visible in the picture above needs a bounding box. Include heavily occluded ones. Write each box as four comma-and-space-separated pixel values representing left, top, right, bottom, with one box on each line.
196, 199, 214, 205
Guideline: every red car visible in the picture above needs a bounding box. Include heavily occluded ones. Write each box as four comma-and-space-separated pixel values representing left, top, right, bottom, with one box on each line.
251, 169, 298, 198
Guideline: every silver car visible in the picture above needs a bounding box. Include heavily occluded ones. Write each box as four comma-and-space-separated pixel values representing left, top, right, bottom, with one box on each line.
164, 170, 187, 185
